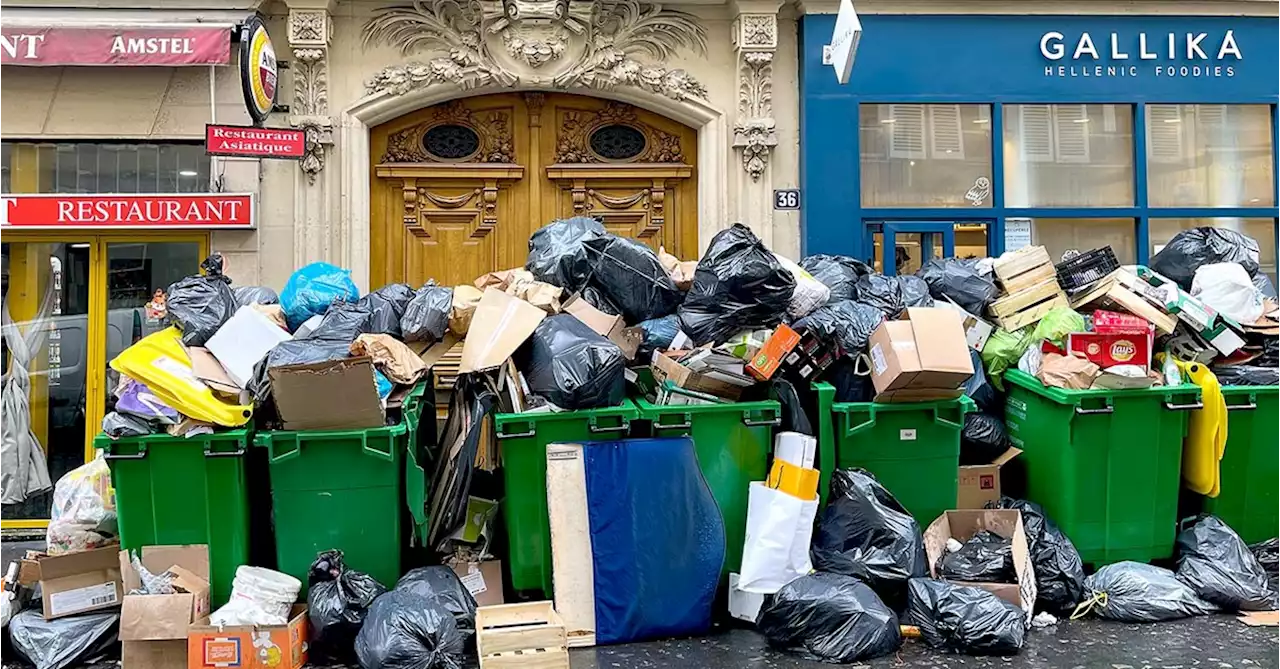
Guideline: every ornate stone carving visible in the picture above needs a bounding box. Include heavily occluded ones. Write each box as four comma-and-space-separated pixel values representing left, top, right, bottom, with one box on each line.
524, 92, 546, 128
291, 48, 327, 117
382, 101, 515, 164
732, 14, 778, 182
553, 101, 683, 164
296, 119, 332, 184
288, 9, 330, 46
289, 9, 333, 183
363, 0, 708, 101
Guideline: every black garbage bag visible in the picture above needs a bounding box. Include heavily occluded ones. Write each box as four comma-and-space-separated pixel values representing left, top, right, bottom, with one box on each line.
905, 578, 1026, 656
636, 315, 680, 361
308, 550, 388, 663
401, 283, 453, 344
994, 497, 1085, 613
960, 413, 1010, 466
583, 235, 683, 323
165, 261, 236, 347
395, 567, 479, 643
9, 609, 119, 669
248, 337, 352, 404
1253, 272, 1278, 299
793, 300, 884, 356
854, 273, 906, 318
822, 356, 875, 403
307, 300, 374, 343
757, 572, 902, 664
962, 348, 998, 413
354, 590, 466, 669
1082, 561, 1216, 622
896, 275, 935, 308
356, 287, 407, 337
939, 530, 1015, 583
581, 284, 622, 316
811, 469, 928, 609
1210, 365, 1279, 386
233, 285, 280, 306
678, 224, 795, 346
1250, 539, 1280, 605
800, 254, 872, 303
526, 216, 607, 292
523, 314, 625, 410
1150, 227, 1262, 290
916, 258, 999, 315
1175, 515, 1273, 611
1257, 338, 1280, 368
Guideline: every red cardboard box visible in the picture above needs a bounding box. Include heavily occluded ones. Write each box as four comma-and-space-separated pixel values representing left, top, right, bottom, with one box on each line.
1092, 310, 1153, 335
746, 324, 801, 381
1067, 331, 1152, 369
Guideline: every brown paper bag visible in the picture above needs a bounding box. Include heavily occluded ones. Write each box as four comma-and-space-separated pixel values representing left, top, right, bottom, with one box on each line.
450, 285, 485, 335
250, 303, 288, 330
1036, 352, 1100, 390
506, 272, 563, 314
351, 334, 428, 385
474, 268, 523, 292
659, 246, 698, 291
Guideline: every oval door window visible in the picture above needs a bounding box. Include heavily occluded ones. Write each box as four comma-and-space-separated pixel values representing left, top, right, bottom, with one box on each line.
422, 124, 481, 161
589, 124, 647, 161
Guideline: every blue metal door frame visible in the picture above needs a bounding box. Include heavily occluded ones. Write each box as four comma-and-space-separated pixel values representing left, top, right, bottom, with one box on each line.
865, 221, 981, 276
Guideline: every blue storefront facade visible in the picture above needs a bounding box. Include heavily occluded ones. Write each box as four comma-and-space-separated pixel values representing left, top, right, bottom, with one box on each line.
798, 14, 1280, 279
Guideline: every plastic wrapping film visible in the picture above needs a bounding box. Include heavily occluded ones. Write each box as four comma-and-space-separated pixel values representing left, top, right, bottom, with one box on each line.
583, 437, 724, 645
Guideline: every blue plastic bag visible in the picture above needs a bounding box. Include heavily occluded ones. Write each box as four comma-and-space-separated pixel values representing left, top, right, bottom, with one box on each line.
281, 262, 360, 331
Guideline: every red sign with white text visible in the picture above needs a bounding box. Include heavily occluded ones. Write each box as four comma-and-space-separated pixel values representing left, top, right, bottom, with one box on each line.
0, 194, 255, 230
0, 25, 230, 66
206, 124, 306, 159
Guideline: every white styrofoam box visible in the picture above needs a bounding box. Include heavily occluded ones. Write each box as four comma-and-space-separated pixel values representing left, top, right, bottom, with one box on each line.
205, 305, 292, 388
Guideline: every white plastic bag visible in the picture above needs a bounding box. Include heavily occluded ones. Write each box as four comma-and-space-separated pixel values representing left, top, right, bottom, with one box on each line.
739, 482, 819, 594
46, 455, 116, 555
774, 254, 831, 320
1191, 262, 1264, 324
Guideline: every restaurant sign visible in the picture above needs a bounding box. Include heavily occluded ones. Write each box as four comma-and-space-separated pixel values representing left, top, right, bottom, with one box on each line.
0, 194, 255, 230
0, 25, 231, 66
206, 124, 305, 159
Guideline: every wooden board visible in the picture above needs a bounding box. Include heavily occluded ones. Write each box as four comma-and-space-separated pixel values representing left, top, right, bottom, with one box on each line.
989, 278, 1066, 317
1070, 275, 1178, 335
997, 294, 1070, 331
994, 246, 1056, 293
546, 443, 597, 648
477, 601, 570, 669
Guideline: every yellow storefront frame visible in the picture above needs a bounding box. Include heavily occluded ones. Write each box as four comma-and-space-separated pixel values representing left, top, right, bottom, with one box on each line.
2, 230, 210, 530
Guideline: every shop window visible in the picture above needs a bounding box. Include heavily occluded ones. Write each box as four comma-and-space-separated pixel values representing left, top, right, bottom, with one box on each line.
860, 104, 993, 207
1027, 218, 1136, 265
0, 142, 210, 194
1004, 104, 1134, 207
1145, 105, 1275, 207
1149, 218, 1277, 285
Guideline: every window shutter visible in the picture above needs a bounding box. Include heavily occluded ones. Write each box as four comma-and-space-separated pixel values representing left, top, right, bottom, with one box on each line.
1053, 104, 1091, 164
888, 104, 927, 160
1147, 104, 1185, 164
1018, 105, 1055, 163
928, 104, 965, 160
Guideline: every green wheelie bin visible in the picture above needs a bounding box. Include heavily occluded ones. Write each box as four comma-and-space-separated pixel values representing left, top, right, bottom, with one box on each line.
1201, 385, 1279, 544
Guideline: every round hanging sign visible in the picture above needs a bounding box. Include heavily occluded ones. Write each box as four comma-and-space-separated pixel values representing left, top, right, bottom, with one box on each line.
239, 16, 277, 125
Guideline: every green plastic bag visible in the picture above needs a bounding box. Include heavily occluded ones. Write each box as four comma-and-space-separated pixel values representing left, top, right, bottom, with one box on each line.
982, 327, 1033, 391
1030, 307, 1087, 346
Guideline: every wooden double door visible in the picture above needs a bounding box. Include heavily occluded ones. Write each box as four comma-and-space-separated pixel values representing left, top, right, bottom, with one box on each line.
370, 93, 699, 288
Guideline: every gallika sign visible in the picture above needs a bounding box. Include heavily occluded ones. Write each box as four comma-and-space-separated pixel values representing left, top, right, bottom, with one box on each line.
0, 194, 255, 229
1040, 30, 1243, 78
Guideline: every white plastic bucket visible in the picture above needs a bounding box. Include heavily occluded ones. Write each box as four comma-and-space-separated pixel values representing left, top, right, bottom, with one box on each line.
209, 566, 302, 626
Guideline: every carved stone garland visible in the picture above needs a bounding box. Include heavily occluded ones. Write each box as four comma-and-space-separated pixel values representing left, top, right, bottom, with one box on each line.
732, 13, 778, 182
553, 101, 684, 164
288, 9, 334, 183
362, 0, 709, 103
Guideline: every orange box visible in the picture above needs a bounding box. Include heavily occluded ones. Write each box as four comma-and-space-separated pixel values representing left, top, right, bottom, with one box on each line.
747, 324, 802, 381
187, 605, 307, 669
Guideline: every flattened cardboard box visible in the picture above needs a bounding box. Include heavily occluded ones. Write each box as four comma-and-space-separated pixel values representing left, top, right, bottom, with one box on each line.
923, 509, 1037, 623
269, 356, 385, 431
188, 604, 308, 669
651, 350, 746, 401
24, 544, 124, 620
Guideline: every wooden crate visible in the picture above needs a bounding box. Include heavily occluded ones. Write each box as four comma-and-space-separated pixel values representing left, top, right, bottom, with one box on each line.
993, 245, 1058, 294
476, 601, 571, 669
989, 277, 1069, 331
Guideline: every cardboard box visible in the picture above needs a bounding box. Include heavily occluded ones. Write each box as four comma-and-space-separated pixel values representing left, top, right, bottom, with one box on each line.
187, 605, 308, 669
23, 545, 124, 620
269, 356, 385, 431
778, 332, 836, 384
746, 324, 801, 381
1067, 331, 1153, 369
939, 297, 995, 352
205, 306, 292, 388
562, 294, 642, 360
120, 545, 212, 669
655, 379, 729, 406
460, 288, 546, 373
450, 560, 504, 607
773, 431, 816, 470
957, 448, 1021, 510
923, 510, 1038, 623
867, 308, 974, 402
651, 350, 748, 401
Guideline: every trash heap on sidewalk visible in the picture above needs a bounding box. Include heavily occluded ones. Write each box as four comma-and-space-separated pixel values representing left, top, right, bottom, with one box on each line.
2, 220, 1276, 669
